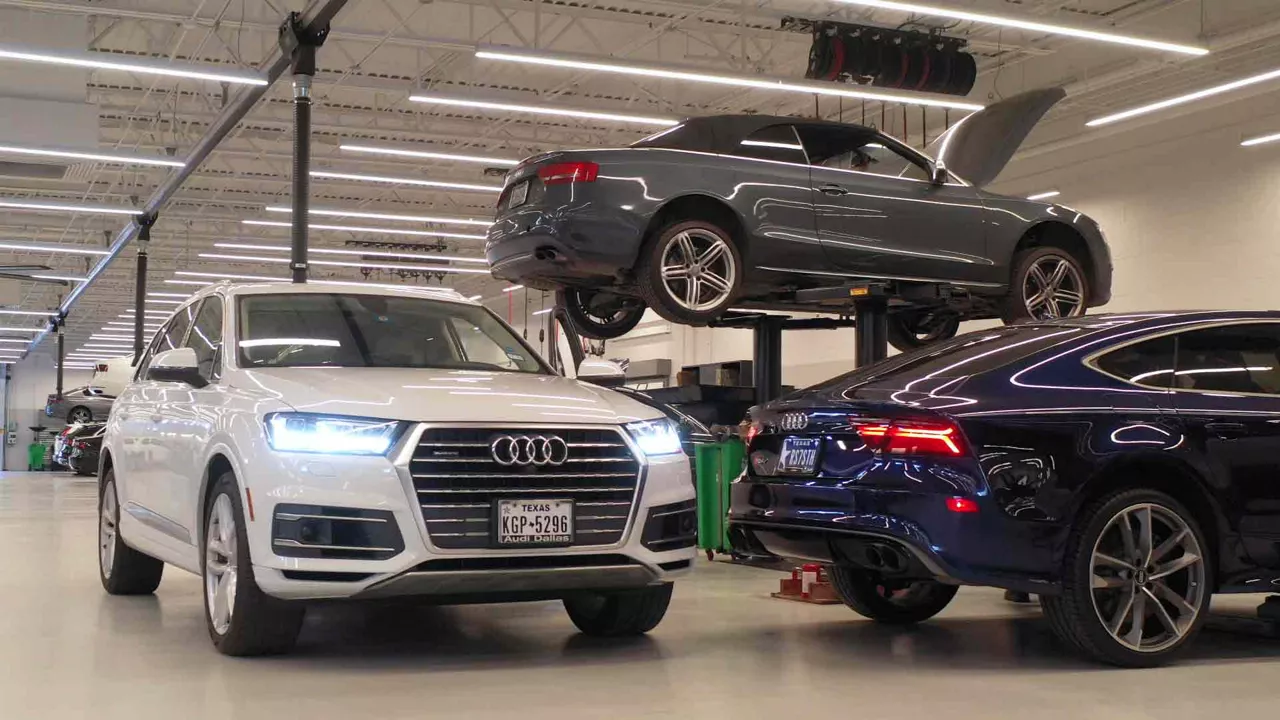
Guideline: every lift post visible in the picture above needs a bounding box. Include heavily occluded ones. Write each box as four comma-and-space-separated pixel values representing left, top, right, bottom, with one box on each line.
53, 317, 64, 400
280, 12, 330, 284
133, 214, 155, 357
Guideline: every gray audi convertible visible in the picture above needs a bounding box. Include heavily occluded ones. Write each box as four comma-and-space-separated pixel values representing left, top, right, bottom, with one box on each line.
486, 89, 1111, 350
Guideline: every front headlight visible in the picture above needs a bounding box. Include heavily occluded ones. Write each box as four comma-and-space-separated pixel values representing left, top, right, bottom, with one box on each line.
626, 418, 684, 457
265, 413, 404, 455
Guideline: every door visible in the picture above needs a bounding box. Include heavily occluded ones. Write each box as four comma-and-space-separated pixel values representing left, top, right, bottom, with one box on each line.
795, 124, 988, 284
724, 123, 825, 271
1170, 322, 1280, 568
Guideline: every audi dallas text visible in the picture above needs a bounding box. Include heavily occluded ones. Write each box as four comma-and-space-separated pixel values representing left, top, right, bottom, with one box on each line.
96, 281, 696, 656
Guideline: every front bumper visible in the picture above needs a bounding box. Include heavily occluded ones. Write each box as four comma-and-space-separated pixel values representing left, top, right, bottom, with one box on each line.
243, 426, 696, 602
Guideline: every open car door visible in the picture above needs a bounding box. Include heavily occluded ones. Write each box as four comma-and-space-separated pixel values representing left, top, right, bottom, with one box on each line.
929, 87, 1066, 187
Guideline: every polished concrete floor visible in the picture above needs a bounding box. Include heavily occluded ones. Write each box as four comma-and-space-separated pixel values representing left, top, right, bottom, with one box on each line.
4, 471, 1280, 720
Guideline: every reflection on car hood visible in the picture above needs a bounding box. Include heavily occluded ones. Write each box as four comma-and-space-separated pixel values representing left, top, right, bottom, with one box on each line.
237, 368, 663, 424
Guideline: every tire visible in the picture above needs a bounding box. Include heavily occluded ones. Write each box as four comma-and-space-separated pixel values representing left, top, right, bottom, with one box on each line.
886, 310, 961, 353
828, 565, 958, 624
558, 288, 646, 340
564, 583, 673, 637
202, 472, 305, 656
99, 473, 164, 595
1040, 489, 1211, 668
68, 407, 92, 425
1001, 245, 1091, 325
635, 219, 742, 326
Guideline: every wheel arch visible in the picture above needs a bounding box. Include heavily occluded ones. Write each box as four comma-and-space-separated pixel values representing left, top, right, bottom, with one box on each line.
98, 448, 114, 486
1015, 220, 1096, 295
641, 193, 750, 262
199, 452, 239, 544
1071, 452, 1226, 588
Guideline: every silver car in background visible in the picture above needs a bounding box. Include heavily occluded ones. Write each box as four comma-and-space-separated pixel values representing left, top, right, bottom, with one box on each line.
46, 386, 116, 425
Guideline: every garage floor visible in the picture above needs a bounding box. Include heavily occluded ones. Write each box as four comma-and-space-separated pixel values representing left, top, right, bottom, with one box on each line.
3, 471, 1279, 719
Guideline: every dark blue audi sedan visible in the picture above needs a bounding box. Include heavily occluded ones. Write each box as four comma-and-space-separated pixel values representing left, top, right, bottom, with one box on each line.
729, 311, 1280, 667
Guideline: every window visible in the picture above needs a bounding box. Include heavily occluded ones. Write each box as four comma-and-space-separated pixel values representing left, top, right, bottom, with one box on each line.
1173, 323, 1280, 395
135, 316, 178, 381
796, 125, 932, 182
186, 297, 224, 382
236, 293, 546, 373
1093, 335, 1176, 388
735, 125, 807, 164
159, 304, 197, 354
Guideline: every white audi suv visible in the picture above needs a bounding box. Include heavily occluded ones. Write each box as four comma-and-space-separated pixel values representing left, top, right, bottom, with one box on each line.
96, 281, 696, 655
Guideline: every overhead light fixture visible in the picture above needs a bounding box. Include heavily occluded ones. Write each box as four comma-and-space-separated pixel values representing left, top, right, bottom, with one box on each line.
468, 294, 483, 301
830, 1, 1208, 56
740, 139, 806, 151
0, 309, 53, 317
340, 144, 521, 166
410, 93, 680, 127
144, 299, 185, 305
1026, 190, 1061, 201
198, 252, 491, 274
147, 292, 192, 299
502, 285, 525, 293
90, 334, 134, 341
0, 144, 185, 168
214, 242, 487, 264
1088, 68, 1280, 127
0, 326, 41, 333
474, 45, 985, 111
310, 171, 502, 193
0, 241, 111, 256
0, 199, 137, 216
30, 274, 87, 282
0, 41, 268, 85
243, 219, 487, 241
1242, 131, 1280, 147
263, 206, 492, 227
175, 270, 281, 282
532, 308, 552, 316
105, 321, 163, 327
166, 279, 215, 287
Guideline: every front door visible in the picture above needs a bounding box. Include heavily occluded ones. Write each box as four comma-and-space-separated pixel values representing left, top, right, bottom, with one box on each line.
795, 124, 989, 285
1170, 321, 1280, 569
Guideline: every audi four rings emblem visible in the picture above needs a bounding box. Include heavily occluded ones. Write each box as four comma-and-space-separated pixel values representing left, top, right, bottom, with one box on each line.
490, 435, 570, 466
778, 412, 808, 432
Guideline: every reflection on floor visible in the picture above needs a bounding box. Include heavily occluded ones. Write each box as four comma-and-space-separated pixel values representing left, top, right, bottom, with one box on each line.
2, 471, 1279, 720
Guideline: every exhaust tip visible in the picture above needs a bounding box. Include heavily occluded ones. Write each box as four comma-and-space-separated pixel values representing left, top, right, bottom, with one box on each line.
534, 246, 560, 262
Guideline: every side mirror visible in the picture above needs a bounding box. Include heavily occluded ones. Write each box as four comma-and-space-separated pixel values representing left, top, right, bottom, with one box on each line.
577, 358, 626, 387
931, 160, 949, 186
147, 347, 207, 388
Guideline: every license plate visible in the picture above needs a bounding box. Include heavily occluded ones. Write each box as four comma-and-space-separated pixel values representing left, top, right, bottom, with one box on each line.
778, 436, 821, 475
496, 499, 574, 546
507, 180, 529, 208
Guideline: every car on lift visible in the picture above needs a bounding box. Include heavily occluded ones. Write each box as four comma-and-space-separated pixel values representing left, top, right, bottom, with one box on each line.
46, 386, 115, 425
487, 89, 1111, 351
728, 310, 1280, 667
96, 281, 697, 656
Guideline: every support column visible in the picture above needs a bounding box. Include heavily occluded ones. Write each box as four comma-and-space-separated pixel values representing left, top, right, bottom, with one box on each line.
282, 12, 330, 284
54, 323, 64, 399
854, 298, 889, 368
134, 214, 155, 357
752, 315, 785, 404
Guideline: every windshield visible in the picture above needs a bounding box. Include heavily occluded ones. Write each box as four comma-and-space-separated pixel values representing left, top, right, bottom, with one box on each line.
236, 293, 547, 373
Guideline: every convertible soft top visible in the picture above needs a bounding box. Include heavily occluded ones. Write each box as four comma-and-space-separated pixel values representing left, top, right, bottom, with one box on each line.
632, 114, 872, 155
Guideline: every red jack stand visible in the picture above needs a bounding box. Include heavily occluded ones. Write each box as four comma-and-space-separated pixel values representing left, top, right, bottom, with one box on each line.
772, 563, 841, 605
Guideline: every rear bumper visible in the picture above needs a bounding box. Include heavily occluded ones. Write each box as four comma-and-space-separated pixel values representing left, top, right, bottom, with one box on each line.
486, 203, 649, 287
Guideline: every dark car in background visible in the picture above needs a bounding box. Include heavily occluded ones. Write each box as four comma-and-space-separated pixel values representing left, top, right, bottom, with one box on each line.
52, 422, 104, 469
730, 311, 1280, 667
487, 89, 1111, 351
67, 424, 105, 477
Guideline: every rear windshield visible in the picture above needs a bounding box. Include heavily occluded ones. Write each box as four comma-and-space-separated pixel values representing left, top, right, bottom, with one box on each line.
806, 324, 1086, 391
236, 293, 547, 373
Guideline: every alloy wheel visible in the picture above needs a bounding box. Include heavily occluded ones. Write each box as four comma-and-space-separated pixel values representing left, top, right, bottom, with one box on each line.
69, 408, 91, 425
660, 229, 736, 312
1089, 503, 1205, 653
1022, 255, 1085, 319
99, 482, 118, 579
205, 494, 239, 636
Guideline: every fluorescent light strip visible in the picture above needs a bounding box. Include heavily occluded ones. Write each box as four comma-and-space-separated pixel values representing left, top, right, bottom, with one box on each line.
0, 144, 185, 168
175, 270, 280, 282
340, 144, 520, 166
145, 299, 185, 305
310, 171, 502, 193
264, 206, 492, 227
31, 274, 87, 282
474, 46, 985, 111
0, 326, 41, 333
1089, 68, 1280, 127
242, 219, 487, 241
410, 94, 679, 127
0, 42, 268, 85
0, 199, 136, 216
832, 1, 1207, 56
165, 279, 215, 287
214, 242, 487, 264
0, 309, 53, 316
148, 292, 192, 298
0, 338, 31, 344
502, 285, 524, 292
468, 294, 483, 301
532, 308, 552, 316
90, 335, 134, 341
1242, 131, 1280, 147
740, 139, 805, 150
0, 241, 111, 256
198, 252, 491, 274
1026, 191, 1061, 201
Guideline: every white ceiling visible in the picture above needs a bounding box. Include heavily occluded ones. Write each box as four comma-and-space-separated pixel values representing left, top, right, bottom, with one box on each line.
0, 0, 1278, 363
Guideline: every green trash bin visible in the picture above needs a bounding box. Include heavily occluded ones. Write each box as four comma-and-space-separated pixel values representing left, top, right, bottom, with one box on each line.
695, 439, 745, 557
28, 442, 48, 471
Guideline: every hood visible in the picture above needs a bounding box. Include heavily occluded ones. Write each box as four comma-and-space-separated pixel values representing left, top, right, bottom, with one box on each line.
235, 367, 663, 425
929, 87, 1066, 187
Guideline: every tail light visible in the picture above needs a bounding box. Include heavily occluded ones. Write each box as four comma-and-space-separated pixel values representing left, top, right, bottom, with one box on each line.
947, 497, 979, 513
96, 363, 108, 372
856, 419, 966, 457
74, 440, 87, 450
537, 161, 598, 185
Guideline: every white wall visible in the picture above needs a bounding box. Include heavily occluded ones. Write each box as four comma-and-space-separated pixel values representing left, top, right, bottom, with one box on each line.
4, 356, 92, 470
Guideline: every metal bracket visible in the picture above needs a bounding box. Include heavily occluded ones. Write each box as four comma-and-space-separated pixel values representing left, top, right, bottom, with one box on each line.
279, 11, 330, 74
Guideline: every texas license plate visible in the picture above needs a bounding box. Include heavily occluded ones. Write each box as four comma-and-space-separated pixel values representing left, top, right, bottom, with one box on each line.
507, 180, 529, 208
778, 437, 821, 475
496, 499, 574, 546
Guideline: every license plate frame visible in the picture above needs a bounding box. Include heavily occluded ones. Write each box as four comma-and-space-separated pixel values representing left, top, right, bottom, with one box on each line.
507, 180, 530, 209
777, 436, 822, 475
494, 498, 574, 547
